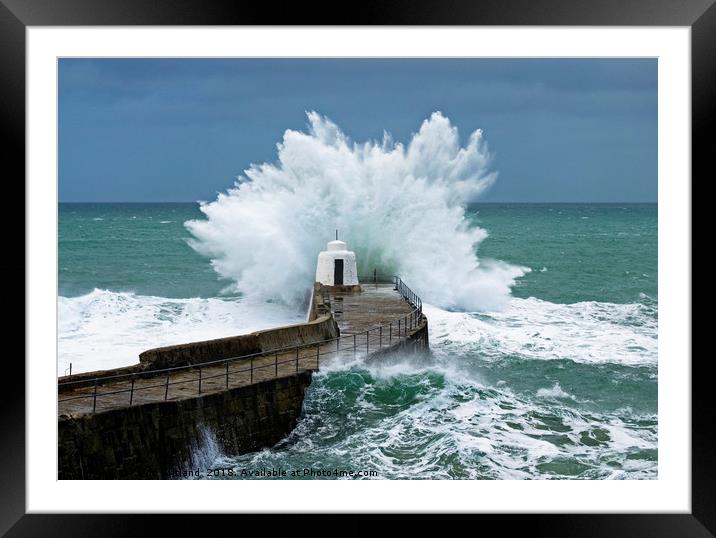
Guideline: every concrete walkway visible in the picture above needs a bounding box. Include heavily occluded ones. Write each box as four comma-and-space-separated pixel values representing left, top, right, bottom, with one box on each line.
328, 282, 415, 335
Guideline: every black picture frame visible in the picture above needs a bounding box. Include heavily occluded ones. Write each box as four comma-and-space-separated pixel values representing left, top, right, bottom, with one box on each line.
4, 1, 709, 535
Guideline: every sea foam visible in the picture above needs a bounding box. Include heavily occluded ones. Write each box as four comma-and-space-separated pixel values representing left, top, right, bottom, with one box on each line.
424, 298, 657, 367
58, 289, 302, 374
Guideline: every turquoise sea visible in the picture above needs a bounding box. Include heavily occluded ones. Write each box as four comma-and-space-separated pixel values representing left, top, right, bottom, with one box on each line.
59, 202, 657, 479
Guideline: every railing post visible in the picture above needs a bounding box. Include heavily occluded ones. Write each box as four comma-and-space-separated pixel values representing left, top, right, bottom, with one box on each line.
225, 361, 229, 388
336, 338, 340, 357
275, 351, 278, 376
250, 357, 254, 384
92, 380, 98, 413
164, 372, 170, 400
379, 326, 382, 348
389, 322, 392, 343
354, 334, 357, 357
198, 366, 202, 394
316, 343, 320, 369
296, 347, 299, 372
129, 376, 135, 406
398, 319, 401, 338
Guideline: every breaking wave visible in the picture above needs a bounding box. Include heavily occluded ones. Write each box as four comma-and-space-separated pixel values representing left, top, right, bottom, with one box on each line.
58, 289, 302, 374
186, 111, 528, 311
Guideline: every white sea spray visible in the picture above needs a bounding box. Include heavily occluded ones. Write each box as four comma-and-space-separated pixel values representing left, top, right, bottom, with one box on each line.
185, 112, 528, 312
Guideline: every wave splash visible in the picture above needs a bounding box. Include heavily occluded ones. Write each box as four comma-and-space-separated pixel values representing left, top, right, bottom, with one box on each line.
185, 111, 528, 311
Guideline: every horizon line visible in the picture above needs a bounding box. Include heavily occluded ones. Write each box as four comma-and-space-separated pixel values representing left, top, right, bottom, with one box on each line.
57, 200, 659, 205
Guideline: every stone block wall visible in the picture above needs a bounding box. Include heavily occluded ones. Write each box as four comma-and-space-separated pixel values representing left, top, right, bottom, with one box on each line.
138, 315, 338, 370
58, 372, 312, 479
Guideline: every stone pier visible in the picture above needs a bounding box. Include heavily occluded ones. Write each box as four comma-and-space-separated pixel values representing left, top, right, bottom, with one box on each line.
57, 278, 428, 479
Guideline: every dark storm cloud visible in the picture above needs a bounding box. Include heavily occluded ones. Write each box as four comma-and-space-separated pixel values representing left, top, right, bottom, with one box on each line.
59, 58, 657, 203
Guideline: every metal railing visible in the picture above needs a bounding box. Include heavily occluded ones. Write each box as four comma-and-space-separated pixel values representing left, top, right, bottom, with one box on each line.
58, 276, 425, 414
358, 269, 397, 284
394, 275, 422, 312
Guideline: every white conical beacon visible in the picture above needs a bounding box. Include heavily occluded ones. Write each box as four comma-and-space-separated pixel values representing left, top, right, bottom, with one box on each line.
315, 233, 359, 287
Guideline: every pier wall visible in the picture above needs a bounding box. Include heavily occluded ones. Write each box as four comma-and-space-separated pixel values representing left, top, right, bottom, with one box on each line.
57, 316, 338, 479
307, 282, 330, 321
58, 372, 312, 479
139, 314, 339, 370
59, 314, 338, 390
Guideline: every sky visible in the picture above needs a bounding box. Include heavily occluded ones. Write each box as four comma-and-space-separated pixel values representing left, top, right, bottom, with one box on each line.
58, 58, 657, 203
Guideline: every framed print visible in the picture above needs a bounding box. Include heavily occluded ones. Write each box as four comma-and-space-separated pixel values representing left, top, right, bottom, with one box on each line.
5, 0, 711, 535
